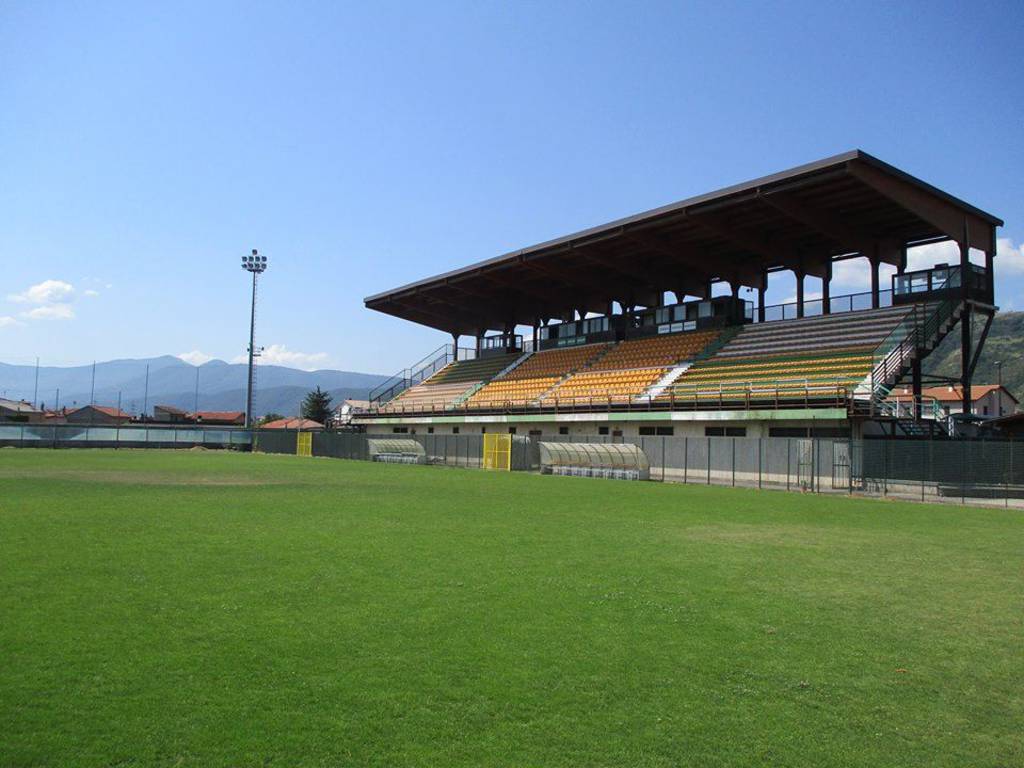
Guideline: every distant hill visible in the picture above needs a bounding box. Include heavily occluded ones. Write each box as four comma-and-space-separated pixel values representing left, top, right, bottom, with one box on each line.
0, 356, 389, 418
922, 310, 1024, 400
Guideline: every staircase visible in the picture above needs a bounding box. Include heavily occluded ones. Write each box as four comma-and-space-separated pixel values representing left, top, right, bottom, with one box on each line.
370, 344, 458, 406
535, 343, 617, 403
894, 419, 946, 438
855, 299, 964, 417
640, 363, 693, 401
452, 349, 534, 406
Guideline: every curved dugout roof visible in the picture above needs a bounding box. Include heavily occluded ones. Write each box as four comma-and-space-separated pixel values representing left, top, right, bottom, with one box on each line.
365, 150, 1002, 335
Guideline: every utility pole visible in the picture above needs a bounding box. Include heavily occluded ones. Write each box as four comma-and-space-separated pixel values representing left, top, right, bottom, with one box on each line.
142, 364, 150, 420
193, 366, 200, 417
241, 249, 268, 428
32, 357, 39, 408
90, 361, 96, 425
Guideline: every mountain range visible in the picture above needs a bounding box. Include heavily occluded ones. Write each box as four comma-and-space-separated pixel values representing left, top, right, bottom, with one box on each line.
0, 356, 389, 418
923, 310, 1024, 402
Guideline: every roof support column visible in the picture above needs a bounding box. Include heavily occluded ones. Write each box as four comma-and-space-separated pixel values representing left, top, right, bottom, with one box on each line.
898, 245, 908, 275
912, 357, 922, 421
822, 260, 832, 315
986, 227, 996, 302
452, 333, 459, 360
795, 268, 805, 319
960, 227, 973, 417
757, 268, 767, 323
869, 249, 881, 309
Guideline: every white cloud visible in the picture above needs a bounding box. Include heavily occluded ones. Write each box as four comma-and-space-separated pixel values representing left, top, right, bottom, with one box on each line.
83, 289, 100, 297
21, 304, 74, 320
7, 279, 77, 321
904, 237, 1024, 274
830, 257, 872, 290
906, 241, 959, 271
781, 290, 823, 305
996, 237, 1024, 274
8, 279, 75, 305
232, 343, 330, 371
0, 315, 23, 328
178, 350, 215, 365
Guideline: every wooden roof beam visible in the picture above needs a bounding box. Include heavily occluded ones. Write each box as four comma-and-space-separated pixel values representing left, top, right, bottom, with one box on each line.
846, 161, 994, 252
689, 211, 827, 279
757, 189, 903, 266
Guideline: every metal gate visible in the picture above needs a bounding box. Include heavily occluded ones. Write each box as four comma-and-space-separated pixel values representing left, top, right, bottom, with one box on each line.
796, 439, 814, 490
831, 440, 851, 490
296, 432, 312, 457
482, 434, 511, 471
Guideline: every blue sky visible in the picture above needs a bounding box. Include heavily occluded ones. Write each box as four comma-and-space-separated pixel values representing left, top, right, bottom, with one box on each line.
1, 1, 1021, 375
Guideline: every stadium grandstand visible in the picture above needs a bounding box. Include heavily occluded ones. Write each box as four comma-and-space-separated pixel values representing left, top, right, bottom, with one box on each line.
360, 150, 1002, 440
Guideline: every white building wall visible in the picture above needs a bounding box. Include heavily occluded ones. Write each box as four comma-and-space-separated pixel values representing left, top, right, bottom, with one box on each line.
368, 417, 854, 439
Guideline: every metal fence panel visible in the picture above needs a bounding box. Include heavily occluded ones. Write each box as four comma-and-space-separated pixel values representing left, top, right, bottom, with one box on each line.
4, 423, 1023, 506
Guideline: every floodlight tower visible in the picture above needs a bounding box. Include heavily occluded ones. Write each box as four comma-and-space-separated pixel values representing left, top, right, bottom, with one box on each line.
241, 249, 268, 428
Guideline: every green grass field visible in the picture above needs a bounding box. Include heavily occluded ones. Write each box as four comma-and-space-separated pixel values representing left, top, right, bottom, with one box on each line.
1, 449, 1021, 767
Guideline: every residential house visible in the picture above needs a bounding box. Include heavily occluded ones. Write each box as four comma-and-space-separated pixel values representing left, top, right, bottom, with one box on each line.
0, 398, 45, 423
890, 384, 1018, 419
260, 417, 325, 431
65, 405, 133, 425
332, 399, 371, 426
191, 410, 245, 426
153, 404, 189, 423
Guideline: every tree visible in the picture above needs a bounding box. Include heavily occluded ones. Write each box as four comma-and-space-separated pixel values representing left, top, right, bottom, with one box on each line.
300, 387, 332, 424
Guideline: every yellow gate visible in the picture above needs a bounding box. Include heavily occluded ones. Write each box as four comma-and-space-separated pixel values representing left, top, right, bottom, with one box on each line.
482, 433, 512, 471
296, 432, 312, 457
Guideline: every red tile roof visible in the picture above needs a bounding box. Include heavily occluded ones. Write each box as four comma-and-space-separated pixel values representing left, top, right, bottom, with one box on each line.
191, 411, 245, 423
154, 404, 187, 415
261, 418, 324, 430
889, 384, 1018, 404
70, 405, 132, 418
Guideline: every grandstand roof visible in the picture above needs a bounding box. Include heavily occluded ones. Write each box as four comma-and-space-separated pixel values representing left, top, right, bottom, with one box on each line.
365, 150, 1003, 335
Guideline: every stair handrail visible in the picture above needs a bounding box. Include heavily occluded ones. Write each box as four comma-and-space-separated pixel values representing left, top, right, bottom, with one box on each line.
867, 299, 960, 413
369, 344, 455, 405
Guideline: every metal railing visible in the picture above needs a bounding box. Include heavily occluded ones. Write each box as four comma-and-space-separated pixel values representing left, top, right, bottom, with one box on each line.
866, 298, 959, 412
369, 344, 478, 405
369, 378, 857, 417
758, 289, 894, 323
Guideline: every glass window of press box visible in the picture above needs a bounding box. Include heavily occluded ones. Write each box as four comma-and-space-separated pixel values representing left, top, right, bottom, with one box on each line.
539, 316, 609, 346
